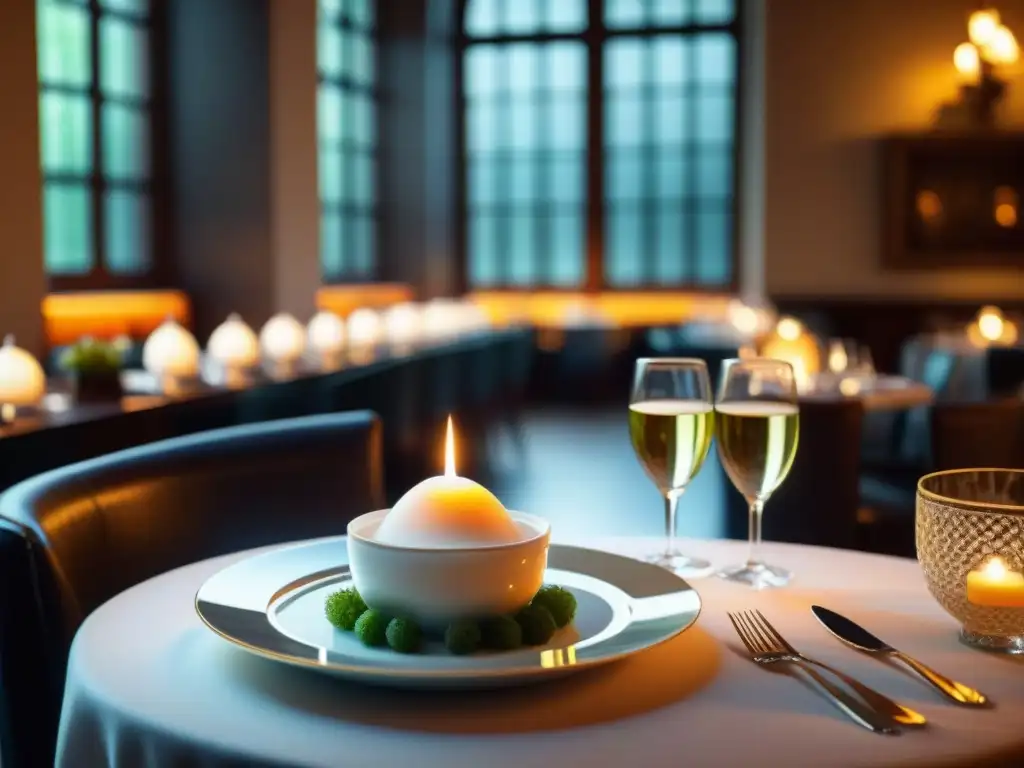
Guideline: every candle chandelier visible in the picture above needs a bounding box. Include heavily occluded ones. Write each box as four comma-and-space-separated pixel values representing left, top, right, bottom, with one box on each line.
952, 6, 1019, 126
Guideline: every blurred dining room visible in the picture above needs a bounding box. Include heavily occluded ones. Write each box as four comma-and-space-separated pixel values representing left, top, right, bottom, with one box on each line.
2, 0, 1024, 766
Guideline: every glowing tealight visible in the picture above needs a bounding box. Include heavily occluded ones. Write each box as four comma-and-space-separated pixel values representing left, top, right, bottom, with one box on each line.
967, 556, 1024, 608
375, 416, 521, 548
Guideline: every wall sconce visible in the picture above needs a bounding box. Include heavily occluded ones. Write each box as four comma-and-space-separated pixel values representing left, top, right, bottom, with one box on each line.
758, 317, 822, 393
307, 311, 345, 369
952, 6, 1019, 127
0, 335, 46, 425
259, 313, 306, 379
206, 314, 259, 388
968, 305, 1020, 347
142, 318, 200, 396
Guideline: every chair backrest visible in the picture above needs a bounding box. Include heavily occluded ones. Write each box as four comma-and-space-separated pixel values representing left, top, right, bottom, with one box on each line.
930, 400, 1024, 471
0, 410, 383, 768
987, 347, 1024, 399
750, 398, 865, 550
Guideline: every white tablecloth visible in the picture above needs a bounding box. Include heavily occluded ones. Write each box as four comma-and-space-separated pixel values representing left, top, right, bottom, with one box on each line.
57, 537, 1024, 768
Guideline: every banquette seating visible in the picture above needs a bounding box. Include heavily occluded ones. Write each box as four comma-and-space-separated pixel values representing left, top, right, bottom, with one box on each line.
0, 411, 384, 768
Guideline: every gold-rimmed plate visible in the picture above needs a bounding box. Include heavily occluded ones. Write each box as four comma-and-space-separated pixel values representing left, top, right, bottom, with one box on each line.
195, 538, 701, 689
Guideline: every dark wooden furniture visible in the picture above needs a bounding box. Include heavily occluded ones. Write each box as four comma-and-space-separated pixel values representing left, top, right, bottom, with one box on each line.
930, 399, 1024, 471
1, 330, 536, 496
722, 398, 866, 552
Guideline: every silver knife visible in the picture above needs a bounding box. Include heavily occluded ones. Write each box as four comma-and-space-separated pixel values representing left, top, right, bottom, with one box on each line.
812, 605, 991, 707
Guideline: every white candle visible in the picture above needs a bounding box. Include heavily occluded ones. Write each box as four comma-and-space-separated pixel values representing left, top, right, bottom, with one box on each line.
374, 416, 520, 548
966, 557, 1024, 608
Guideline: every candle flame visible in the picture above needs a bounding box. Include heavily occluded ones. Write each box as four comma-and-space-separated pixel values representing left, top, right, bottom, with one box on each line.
983, 557, 1008, 579
444, 415, 457, 477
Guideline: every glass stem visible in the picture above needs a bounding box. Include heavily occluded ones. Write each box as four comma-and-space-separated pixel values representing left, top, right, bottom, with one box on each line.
665, 488, 684, 555
746, 499, 764, 568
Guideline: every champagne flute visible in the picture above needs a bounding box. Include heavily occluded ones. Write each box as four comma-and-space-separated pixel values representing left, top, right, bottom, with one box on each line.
715, 358, 800, 588
628, 358, 714, 577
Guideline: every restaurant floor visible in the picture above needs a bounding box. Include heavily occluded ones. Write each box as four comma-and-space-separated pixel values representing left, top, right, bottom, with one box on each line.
482, 407, 730, 542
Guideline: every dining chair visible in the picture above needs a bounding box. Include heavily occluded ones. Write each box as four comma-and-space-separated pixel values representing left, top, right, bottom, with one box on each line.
721, 398, 865, 551
930, 399, 1024, 471
0, 410, 383, 768
766, 397, 865, 550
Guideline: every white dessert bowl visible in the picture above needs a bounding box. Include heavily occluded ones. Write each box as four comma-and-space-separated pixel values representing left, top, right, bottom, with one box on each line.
346, 509, 551, 630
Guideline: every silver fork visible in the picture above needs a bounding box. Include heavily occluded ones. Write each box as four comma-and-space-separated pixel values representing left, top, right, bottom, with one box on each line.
745, 610, 927, 728
728, 610, 902, 735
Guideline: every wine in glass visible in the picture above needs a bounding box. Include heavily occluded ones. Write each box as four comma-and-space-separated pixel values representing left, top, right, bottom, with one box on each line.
628, 358, 714, 577
715, 358, 800, 588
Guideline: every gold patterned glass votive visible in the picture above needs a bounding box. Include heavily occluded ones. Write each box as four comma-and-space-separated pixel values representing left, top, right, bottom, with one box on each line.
917, 469, 1024, 654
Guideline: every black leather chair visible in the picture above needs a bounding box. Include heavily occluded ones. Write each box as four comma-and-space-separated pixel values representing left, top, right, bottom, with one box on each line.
931, 399, 1024, 471
0, 411, 383, 768
726, 398, 866, 551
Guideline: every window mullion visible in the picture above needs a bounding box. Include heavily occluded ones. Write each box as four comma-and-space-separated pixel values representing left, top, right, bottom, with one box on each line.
89, 0, 106, 278
585, 0, 604, 291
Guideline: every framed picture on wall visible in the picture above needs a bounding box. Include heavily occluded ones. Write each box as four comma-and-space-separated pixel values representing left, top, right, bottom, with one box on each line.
881, 132, 1024, 269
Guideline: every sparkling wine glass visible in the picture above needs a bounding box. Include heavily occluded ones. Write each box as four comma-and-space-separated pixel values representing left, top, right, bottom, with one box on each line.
715, 358, 800, 589
628, 358, 714, 577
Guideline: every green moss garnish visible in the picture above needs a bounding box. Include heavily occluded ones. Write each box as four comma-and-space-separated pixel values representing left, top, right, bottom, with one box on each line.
354, 609, 389, 646
481, 615, 523, 650
59, 337, 123, 374
516, 604, 557, 645
445, 619, 482, 655
532, 585, 577, 628
324, 588, 367, 631
386, 617, 422, 653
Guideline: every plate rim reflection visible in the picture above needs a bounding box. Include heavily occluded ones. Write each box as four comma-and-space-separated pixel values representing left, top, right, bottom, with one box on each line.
195, 540, 702, 688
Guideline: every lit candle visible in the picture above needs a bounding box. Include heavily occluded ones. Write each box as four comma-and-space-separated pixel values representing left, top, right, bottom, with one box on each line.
374, 416, 521, 548
307, 311, 345, 369
142, 318, 200, 395
259, 313, 305, 378
0, 335, 46, 425
206, 314, 259, 388
966, 557, 1024, 608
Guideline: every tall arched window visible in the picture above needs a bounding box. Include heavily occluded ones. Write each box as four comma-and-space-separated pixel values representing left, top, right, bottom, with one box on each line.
37, 0, 159, 288
462, 0, 738, 290
317, 0, 377, 282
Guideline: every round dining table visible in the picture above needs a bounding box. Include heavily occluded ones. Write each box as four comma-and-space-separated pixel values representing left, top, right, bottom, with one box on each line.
57, 536, 1024, 767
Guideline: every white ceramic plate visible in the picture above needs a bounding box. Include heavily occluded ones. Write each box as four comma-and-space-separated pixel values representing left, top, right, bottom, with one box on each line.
195, 538, 702, 689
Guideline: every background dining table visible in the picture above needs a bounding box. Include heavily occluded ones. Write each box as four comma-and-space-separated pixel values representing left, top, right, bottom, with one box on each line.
57, 536, 1024, 767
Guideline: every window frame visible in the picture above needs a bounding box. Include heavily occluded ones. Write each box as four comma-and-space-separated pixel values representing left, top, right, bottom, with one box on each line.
316, 0, 380, 285
455, 0, 743, 293
38, 0, 170, 292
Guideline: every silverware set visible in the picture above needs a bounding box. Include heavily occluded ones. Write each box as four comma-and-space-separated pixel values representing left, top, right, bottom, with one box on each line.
727, 607, 990, 734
